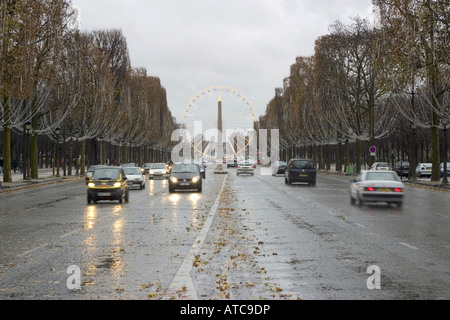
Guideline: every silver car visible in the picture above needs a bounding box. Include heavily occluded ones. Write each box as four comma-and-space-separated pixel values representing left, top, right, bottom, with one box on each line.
236, 160, 255, 176
123, 166, 146, 190
350, 170, 405, 207
416, 163, 432, 178
148, 163, 168, 179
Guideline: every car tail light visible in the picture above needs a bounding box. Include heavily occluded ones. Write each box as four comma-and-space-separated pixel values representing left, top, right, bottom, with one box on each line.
394, 188, 403, 192
365, 187, 375, 191
238, 166, 241, 169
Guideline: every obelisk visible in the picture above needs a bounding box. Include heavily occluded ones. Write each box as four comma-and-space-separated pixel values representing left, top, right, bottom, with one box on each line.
218, 96, 223, 162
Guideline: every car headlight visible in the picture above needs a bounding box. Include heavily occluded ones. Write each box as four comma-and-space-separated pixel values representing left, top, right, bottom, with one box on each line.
149, 170, 154, 174
88, 182, 95, 188
192, 176, 199, 183
113, 182, 122, 187
162, 170, 166, 174
170, 177, 177, 183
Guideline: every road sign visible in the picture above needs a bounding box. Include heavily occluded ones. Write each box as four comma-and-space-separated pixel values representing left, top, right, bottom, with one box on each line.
370, 146, 376, 156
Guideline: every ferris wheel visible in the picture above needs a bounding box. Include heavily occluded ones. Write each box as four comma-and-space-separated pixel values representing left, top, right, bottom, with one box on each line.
183, 85, 257, 157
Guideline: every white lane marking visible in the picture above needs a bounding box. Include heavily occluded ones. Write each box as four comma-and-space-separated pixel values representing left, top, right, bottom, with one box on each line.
399, 242, 418, 250
164, 174, 228, 300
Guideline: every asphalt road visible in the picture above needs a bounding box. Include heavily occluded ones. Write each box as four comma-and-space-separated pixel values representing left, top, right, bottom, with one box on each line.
0, 165, 449, 300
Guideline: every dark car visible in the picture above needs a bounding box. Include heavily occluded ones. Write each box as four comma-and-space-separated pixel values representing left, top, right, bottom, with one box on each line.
285, 158, 316, 186
87, 166, 129, 204
393, 161, 409, 178
142, 163, 153, 174
169, 163, 202, 193
85, 165, 107, 185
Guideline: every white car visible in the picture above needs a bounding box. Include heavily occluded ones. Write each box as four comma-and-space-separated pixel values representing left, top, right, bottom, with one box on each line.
148, 163, 168, 179
272, 161, 287, 176
123, 167, 145, 190
416, 163, 432, 178
370, 162, 391, 171
350, 170, 405, 207
236, 160, 255, 176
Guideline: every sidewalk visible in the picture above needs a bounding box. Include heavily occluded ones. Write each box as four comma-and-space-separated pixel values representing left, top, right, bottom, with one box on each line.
318, 169, 450, 193
0, 168, 83, 193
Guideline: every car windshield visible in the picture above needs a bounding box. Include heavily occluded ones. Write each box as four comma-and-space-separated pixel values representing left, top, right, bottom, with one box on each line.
144, 163, 152, 167
171, 164, 199, 173
123, 167, 141, 175
278, 161, 287, 166
365, 172, 398, 181
91, 168, 120, 180
152, 163, 166, 169
377, 163, 389, 167
292, 160, 314, 169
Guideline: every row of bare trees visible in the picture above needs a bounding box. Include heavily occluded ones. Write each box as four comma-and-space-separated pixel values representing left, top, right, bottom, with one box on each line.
257, 0, 449, 181
1, 0, 177, 182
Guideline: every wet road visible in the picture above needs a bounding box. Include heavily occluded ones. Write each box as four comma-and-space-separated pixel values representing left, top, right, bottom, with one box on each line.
0, 165, 449, 299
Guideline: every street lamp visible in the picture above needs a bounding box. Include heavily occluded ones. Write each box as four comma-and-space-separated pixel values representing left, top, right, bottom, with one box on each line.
443, 118, 449, 185
23, 121, 32, 180
55, 127, 61, 177
409, 123, 417, 180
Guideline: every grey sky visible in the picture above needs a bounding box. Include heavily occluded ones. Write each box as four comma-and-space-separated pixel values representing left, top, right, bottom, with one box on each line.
72, 0, 374, 124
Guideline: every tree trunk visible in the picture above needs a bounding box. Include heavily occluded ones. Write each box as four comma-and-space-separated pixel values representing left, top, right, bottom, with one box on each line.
2, 97, 12, 183
356, 139, 361, 173
431, 112, 440, 181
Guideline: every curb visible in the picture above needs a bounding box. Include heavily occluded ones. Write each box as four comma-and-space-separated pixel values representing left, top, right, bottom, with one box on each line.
317, 170, 450, 193
0, 176, 84, 194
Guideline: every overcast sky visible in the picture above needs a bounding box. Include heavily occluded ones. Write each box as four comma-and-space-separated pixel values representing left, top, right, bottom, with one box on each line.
72, 0, 374, 124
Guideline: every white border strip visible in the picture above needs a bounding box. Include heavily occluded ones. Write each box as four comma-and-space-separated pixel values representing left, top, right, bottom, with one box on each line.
164, 174, 228, 299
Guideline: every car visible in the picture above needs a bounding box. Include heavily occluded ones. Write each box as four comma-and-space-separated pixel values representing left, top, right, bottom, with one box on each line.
416, 163, 432, 178
370, 162, 391, 171
393, 161, 409, 178
285, 158, 316, 186
168, 163, 202, 192
87, 166, 129, 204
246, 156, 257, 168
85, 165, 107, 185
350, 170, 405, 207
142, 163, 153, 174
441, 162, 450, 178
122, 166, 146, 189
272, 161, 287, 176
148, 163, 168, 179
226, 155, 238, 168
236, 160, 255, 176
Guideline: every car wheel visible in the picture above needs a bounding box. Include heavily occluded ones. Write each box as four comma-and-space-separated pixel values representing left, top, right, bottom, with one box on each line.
169, 186, 174, 193
285, 177, 288, 184
350, 196, 356, 205
358, 194, 364, 206
87, 198, 91, 205
310, 180, 316, 186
